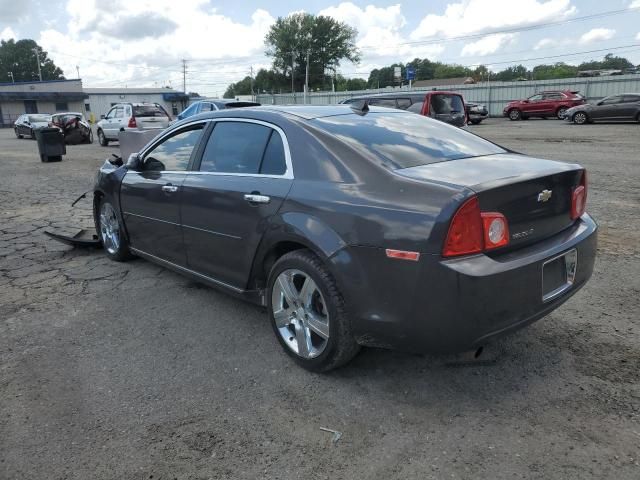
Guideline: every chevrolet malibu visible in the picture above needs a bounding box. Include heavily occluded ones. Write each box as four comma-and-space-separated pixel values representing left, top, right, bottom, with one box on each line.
92, 105, 597, 371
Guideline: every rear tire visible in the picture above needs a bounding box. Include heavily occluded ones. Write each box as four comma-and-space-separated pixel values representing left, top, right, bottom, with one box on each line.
267, 250, 360, 372
556, 107, 568, 119
97, 129, 109, 146
508, 109, 521, 121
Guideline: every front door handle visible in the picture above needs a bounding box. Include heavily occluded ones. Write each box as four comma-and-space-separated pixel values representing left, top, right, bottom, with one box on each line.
162, 184, 179, 193
244, 193, 270, 204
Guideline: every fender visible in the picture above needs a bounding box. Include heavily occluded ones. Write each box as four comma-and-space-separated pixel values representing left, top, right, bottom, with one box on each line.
248, 211, 348, 293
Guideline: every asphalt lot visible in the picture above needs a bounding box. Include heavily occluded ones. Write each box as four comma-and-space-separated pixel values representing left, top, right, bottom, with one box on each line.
1, 118, 639, 479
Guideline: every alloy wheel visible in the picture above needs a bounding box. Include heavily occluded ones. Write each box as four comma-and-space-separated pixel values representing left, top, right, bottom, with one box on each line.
271, 269, 330, 359
574, 112, 587, 125
557, 108, 567, 119
99, 202, 121, 255
509, 109, 521, 120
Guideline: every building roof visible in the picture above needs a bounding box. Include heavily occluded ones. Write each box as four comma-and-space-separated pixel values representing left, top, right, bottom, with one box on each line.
84, 87, 185, 95
0, 78, 81, 87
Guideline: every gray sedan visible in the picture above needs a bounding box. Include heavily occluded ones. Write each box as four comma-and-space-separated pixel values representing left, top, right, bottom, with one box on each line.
564, 93, 640, 124
90, 105, 597, 371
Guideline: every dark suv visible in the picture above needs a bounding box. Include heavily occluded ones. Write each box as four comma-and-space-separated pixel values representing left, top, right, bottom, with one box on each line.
340, 91, 467, 127
503, 90, 585, 120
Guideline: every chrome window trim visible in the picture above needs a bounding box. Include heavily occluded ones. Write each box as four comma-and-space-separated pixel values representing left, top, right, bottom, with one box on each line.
138, 117, 294, 179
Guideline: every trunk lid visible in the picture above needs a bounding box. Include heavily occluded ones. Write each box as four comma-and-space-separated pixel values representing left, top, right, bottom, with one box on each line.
397, 153, 584, 248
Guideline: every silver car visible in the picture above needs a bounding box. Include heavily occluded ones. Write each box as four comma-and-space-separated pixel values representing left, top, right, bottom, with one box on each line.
564, 93, 640, 124
96, 103, 172, 146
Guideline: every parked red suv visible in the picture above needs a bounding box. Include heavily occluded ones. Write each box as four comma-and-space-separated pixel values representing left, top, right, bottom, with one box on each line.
503, 90, 585, 120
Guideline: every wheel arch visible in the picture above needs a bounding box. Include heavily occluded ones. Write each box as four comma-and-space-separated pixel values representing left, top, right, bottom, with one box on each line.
248, 212, 347, 291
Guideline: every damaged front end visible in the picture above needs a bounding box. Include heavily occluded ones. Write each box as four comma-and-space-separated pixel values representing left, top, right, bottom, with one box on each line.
44, 154, 127, 248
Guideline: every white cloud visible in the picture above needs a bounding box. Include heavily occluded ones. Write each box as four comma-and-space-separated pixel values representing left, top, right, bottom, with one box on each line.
461, 33, 517, 56
0, 26, 17, 41
579, 28, 615, 44
534, 38, 557, 50
411, 0, 577, 39
636, 32, 640, 41
319, 2, 443, 60
38, 0, 275, 93
630, 0, 640, 8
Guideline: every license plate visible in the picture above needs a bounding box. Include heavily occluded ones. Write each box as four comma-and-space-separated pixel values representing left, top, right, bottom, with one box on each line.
542, 249, 577, 302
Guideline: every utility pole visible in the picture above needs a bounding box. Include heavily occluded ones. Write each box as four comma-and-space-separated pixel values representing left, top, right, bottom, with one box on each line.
304, 50, 310, 104
32, 48, 42, 81
76, 65, 80, 79
290, 51, 296, 102
250, 66, 255, 101
8, 72, 14, 83
182, 59, 187, 93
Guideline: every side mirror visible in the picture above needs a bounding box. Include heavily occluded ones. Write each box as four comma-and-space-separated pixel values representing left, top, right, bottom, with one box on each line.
125, 153, 141, 170
100, 114, 106, 119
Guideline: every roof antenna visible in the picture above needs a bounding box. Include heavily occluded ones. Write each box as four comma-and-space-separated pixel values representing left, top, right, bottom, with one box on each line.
349, 99, 369, 116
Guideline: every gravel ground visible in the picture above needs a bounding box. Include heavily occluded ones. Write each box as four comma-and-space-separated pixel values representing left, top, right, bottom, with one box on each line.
1, 118, 639, 480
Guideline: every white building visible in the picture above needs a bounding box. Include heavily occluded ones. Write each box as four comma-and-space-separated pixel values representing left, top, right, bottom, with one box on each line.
84, 88, 189, 122
0, 79, 87, 126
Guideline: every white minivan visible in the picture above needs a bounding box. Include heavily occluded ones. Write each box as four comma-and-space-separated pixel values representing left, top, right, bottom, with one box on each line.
96, 103, 172, 146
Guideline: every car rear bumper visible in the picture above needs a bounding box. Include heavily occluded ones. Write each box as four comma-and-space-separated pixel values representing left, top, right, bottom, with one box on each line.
331, 214, 597, 353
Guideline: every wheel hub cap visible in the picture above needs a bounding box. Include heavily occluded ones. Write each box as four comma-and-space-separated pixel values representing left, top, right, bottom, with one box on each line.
99, 202, 120, 255
272, 269, 330, 359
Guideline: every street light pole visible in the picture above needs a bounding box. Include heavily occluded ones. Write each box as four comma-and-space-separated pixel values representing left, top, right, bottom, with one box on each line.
32, 48, 42, 81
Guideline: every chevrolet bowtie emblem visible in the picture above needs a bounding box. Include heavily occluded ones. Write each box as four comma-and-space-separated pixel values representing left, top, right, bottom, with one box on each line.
537, 189, 552, 202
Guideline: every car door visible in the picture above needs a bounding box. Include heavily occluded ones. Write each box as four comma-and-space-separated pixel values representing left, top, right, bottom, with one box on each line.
180, 119, 293, 289
119, 123, 206, 266
523, 93, 544, 115
102, 107, 117, 138
592, 96, 623, 120
620, 95, 640, 120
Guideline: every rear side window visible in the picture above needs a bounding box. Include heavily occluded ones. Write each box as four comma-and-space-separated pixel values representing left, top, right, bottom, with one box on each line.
314, 112, 505, 169
133, 105, 167, 117
260, 132, 286, 175
369, 98, 397, 109
430, 94, 464, 114
200, 122, 272, 174
143, 126, 204, 172
407, 101, 424, 114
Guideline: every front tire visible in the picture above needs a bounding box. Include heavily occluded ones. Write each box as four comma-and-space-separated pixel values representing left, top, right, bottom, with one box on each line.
97, 129, 109, 146
97, 199, 131, 261
267, 250, 359, 372
508, 109, 521, 121
573, 112, 588, 125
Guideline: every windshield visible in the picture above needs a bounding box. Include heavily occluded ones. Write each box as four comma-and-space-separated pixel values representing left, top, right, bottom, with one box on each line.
314, 111, 505, 169
133, 105, 168, 117
28, 115, 50, 122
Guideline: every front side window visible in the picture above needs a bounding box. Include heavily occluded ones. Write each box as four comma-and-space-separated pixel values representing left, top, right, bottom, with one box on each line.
601, 96, 622, 105
114, 107, 124, 118
142, 126, 204, 172
200, 122, 275, 174
105, 108, 115, 119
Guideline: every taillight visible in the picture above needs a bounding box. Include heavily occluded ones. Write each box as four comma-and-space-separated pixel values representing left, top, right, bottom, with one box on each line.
128, 116, 137, 128
442, 197, 484, 257
443, 196, 510, 257
571, 170, 587, 219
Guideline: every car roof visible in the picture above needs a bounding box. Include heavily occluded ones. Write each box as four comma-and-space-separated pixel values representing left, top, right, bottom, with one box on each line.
345, 90, 463, 101
172, 105, 410, 124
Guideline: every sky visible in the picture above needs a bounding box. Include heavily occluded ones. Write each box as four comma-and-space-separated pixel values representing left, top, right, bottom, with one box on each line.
1, 0, 639, 96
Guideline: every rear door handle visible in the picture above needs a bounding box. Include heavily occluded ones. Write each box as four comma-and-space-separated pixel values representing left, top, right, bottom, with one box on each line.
162, 184, 179, 193
244, 193, 270, 204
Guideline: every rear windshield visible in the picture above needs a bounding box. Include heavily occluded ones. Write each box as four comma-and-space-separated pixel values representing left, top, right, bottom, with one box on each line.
133, 105, 167, 117
220, 102, 261, 109
313, 112, 505, 169
29, 115, 50, 122
431, 94, 464, 114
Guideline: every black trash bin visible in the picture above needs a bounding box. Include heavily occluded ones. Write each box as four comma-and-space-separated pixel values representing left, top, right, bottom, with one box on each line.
35, 128, 66, 162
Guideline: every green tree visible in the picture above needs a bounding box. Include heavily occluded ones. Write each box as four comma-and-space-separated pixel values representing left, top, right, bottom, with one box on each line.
223, 76, 253, 98
0, 39, 64, 82
532, 62, 578, 80
578, 53, 634, 71
265, 12, 360, 92
493, 64, 529, 81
